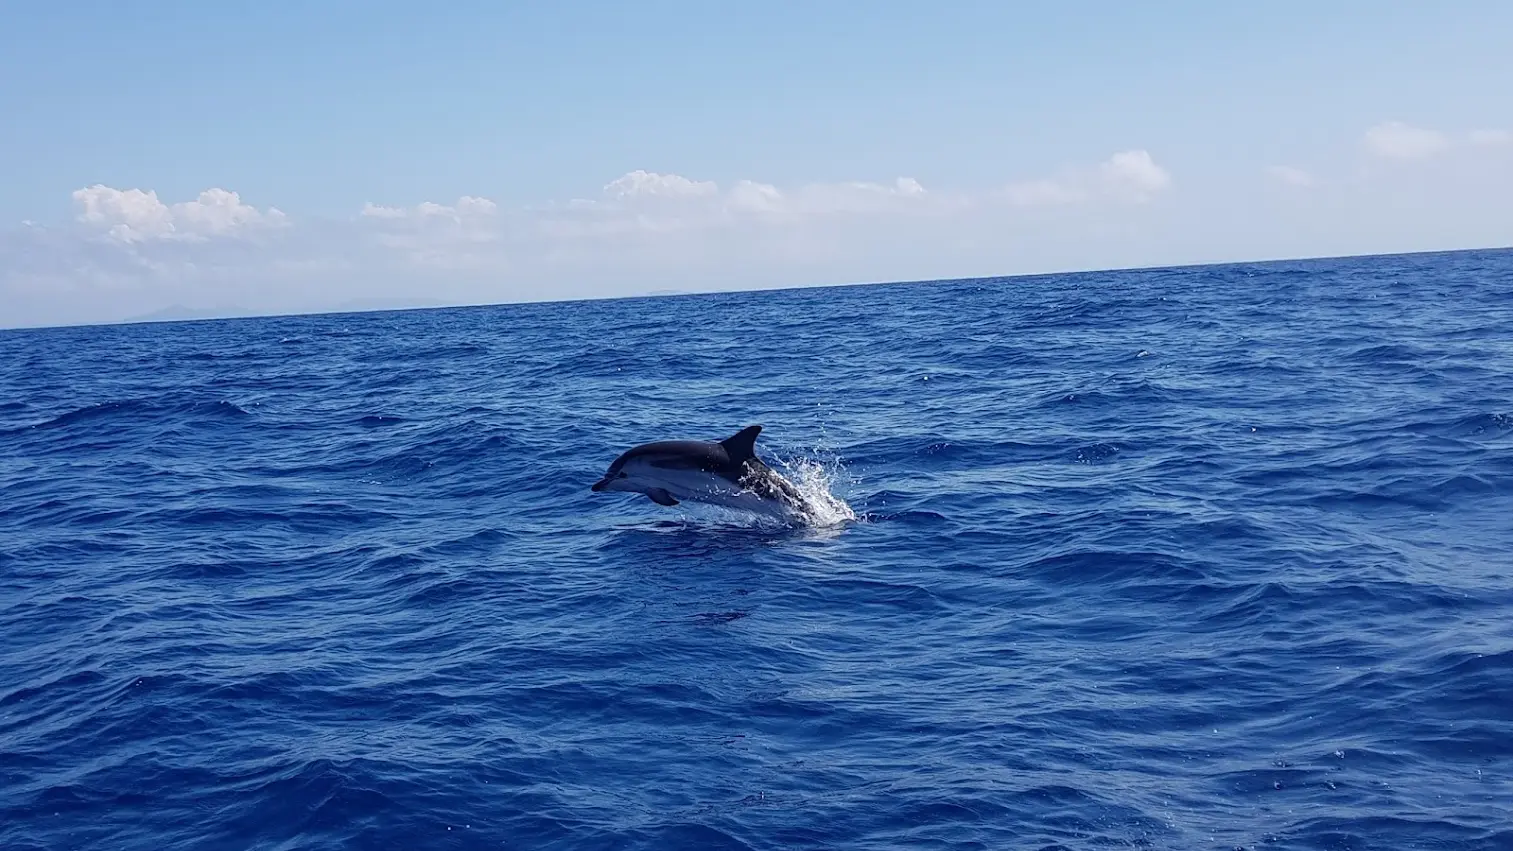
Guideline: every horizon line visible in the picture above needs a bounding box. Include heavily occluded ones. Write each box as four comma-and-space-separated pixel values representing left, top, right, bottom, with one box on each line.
4, 243, 1509, 334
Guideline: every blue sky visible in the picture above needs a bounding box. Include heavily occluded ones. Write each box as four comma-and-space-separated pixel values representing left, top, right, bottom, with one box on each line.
2, 1, 1510, 327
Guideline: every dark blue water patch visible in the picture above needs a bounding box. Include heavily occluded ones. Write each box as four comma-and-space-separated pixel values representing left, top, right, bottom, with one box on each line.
6, 395, 251, 434
3, 248, 1513, 849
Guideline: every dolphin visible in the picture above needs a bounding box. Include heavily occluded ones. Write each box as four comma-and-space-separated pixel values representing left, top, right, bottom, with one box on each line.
590, 424, 807, 516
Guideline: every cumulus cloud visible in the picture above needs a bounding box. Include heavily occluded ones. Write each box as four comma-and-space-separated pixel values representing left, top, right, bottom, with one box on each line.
1101, 150, 1172, 194
727, 179, 784, 214
1363, 121, 1451, 160
782, 177, 931, 215
561, 155, 1160, 229
603, 170, 718, 199
1002, 149, 1171, 206
714, 176, 935, 219
543, 171, 940, 236
356, 195, 507, 274
360, 195, 499, 220
1267, 165, 1314, 187
72, 185, 285, 243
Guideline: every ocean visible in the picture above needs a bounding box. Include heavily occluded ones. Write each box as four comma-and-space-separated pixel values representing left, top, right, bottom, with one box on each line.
2, 248, 1511, 850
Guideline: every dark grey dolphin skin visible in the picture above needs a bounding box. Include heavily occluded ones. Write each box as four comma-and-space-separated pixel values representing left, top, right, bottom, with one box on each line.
590, 424, 805, 509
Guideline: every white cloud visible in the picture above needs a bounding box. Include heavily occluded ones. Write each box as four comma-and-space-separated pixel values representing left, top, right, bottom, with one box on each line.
173, 188, 285, 235
544, 171, 939, 232
771, 176, 935, 217
72, 185, 285, 243
1469, 129, 1511, 146
357, 202, 407, 219
360, 195, 498, 221
1364, 121, 1451, 160
357, 195, 506, 273
1101, 149, 1172, 195
73, 186, 174, 241
603, 170, 717, 199
1267, 165, 1314, 187
727, 179, 784, 214
1001, 149, 1171, 206
621, 172, 930, 216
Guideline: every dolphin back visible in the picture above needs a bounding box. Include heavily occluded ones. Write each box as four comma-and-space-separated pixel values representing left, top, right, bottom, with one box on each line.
614, 425, 764, 474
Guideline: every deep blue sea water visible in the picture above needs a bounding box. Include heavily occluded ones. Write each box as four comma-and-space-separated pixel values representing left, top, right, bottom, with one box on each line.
3, 248, 1512, 850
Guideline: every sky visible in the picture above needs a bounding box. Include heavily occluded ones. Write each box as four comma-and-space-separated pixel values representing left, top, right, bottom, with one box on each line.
2, 1, 1510, 328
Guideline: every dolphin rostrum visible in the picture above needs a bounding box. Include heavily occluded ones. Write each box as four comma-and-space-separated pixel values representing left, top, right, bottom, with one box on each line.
590, 424, 807, 516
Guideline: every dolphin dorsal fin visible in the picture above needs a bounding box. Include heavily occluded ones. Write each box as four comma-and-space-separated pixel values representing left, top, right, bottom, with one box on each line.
719, 425, 762, 462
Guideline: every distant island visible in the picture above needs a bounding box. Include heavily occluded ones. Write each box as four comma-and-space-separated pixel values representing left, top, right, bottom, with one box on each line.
120, 305, 258, 324
119, 297, 450, 326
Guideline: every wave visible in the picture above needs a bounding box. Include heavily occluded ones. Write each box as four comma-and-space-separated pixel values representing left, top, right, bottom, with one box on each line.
5, 395, 252, 436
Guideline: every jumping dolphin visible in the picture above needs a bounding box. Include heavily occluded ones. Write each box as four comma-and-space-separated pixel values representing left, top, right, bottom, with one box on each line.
590, 425, 807, 516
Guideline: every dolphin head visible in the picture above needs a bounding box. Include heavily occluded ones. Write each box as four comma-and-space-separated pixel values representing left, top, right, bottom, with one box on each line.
590, 452, 636, 493
591, 443, 697, 496
590, 444, 715, 508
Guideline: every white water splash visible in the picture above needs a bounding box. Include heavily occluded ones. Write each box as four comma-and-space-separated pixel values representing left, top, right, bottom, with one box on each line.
779, 453, 857, 527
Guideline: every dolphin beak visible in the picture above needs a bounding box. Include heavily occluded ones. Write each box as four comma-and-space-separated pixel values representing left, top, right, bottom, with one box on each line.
591, 477, 612, 492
